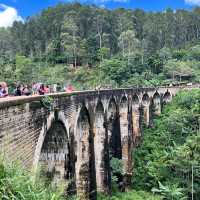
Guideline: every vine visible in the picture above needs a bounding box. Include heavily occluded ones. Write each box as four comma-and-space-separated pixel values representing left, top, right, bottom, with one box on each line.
40, 96, 54, 110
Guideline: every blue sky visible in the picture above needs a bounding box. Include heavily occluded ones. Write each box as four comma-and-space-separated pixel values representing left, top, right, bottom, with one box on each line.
0, 0, 200, 27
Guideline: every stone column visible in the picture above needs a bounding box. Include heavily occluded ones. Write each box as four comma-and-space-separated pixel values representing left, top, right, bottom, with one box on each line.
142, 104, 150, 127
119, 101, 132, 190
94, 107, 110, 194
76, 108, 96, 200
132, 106, 141, 145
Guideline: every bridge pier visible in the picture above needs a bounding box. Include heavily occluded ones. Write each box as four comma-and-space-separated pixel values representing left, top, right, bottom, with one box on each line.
94, 101, 111, 194
142, 104, 150, 127
75, 106, 96, 200
119, 96, 132, 190
142, 94, 151, 127
132, 95, 141, 145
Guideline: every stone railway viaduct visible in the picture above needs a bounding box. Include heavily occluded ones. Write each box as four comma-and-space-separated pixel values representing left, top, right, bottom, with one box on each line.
0, 85, 199, 200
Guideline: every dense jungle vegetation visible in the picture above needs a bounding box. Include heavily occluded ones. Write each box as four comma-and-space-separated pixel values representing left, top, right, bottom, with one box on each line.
134, 89, 200, 199
1, 3, 200, 88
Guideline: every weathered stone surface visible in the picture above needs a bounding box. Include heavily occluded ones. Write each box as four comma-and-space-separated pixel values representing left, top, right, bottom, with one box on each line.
94, 101, 110, 194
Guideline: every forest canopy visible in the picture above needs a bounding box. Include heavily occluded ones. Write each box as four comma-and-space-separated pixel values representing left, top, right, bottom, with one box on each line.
1, 3, 200, 88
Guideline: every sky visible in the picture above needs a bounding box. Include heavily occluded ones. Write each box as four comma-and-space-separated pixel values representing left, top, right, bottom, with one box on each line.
0, 0, 200, 27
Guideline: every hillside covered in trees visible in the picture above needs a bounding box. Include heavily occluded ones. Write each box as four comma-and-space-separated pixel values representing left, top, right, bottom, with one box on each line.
1, 3, 200, 89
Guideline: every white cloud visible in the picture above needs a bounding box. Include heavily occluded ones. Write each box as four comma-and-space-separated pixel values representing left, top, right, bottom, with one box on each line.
0, 4, 23, 28
185, 0, 200, 5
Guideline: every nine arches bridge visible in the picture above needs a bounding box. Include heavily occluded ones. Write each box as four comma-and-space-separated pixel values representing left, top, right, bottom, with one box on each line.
0, 85, 199, 200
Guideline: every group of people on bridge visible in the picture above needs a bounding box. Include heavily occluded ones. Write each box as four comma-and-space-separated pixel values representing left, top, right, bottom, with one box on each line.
0, 82, 75, 98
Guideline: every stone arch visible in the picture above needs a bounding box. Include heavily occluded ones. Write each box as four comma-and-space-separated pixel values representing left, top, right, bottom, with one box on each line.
153, 91, 160, 102
141, 93, 151, 127
32, 110, 71, 187
142, 93, 150, 106
75, 105, 96, 200
107, 96, 117, 119
39, 120, 70, 186
85, 101, 95, 130
94, 100, 110, 193
120, 95, 128, 109
107, 97, 122, 159
163, 90, 172, 103
152, 91, 161, 115
33, 111, 70, 170
95, 100, 104, 117
33, 112, 55, 169
119, 95, 129, 138
132, 94, 140, 107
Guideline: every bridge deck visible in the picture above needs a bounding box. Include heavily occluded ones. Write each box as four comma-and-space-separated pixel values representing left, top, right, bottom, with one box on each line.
0, 84, 198, 108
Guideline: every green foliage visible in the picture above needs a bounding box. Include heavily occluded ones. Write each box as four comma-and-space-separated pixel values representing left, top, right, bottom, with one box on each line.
134, 90, 200, 199
152, 182, 187, 200
41, 96, 54, 109
98, 190, 162, 200
110, 158, 123, 184
15, 55, 35, 83
0, 160, 65, 200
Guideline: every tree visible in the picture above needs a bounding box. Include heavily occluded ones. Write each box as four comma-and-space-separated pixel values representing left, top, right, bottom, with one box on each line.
164, 60, 194, 81
118, 30, 140, 64
15, 55, 35, 83
61, 13, 81, 68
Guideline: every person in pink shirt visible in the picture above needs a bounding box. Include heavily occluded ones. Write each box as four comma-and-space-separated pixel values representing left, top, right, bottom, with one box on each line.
44, 85, 50, 94
65, 84, 74, 93
0, 82, 8, 97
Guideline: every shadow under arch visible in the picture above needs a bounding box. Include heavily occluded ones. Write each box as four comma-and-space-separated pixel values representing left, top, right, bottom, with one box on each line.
32, 111, 73, 189
152, 91, 161, 116
163, 90, 172, 103
142, 93, 150, 106
107, 96, 117, 117
33, 111, 69, 166
153, 91, 160, 101
107, 97, 122, 159
119, 95, 129, 138
141, 93, 151, 127
75, 105, 96, 200
120, 95, 128, 108
132, 94, 140, 107
107, 96, 123, 188
39, 120, 71, 185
